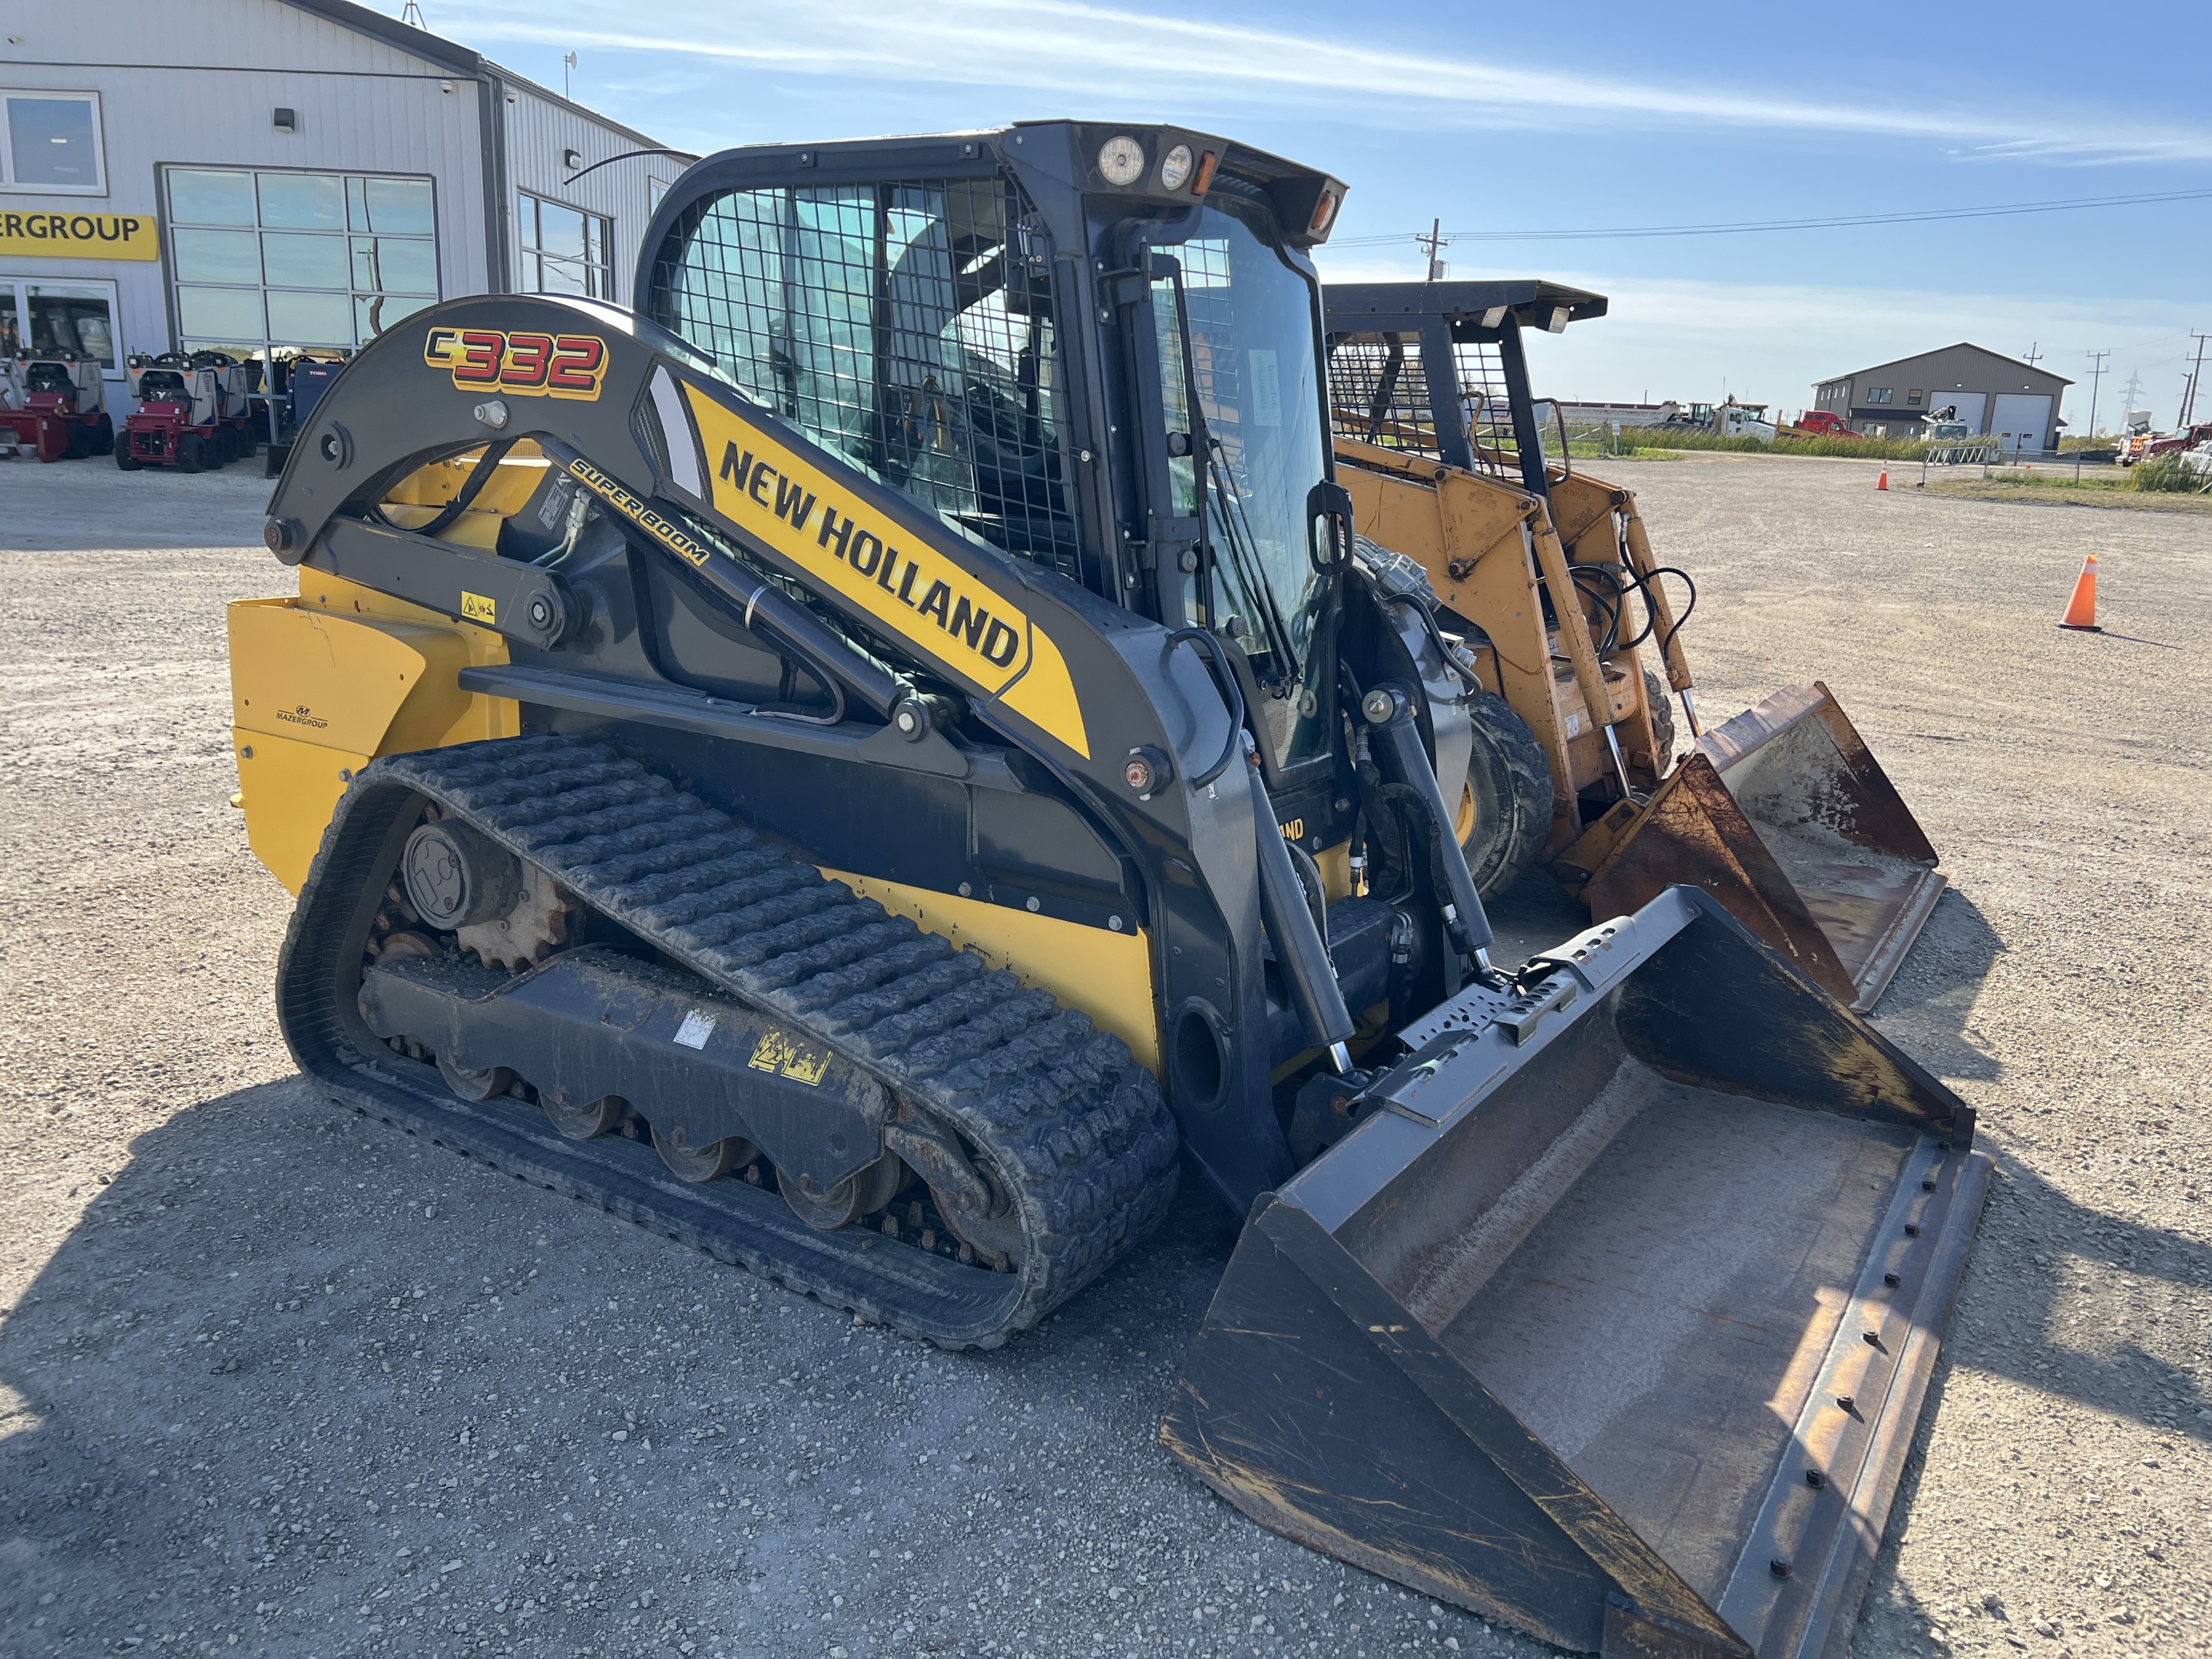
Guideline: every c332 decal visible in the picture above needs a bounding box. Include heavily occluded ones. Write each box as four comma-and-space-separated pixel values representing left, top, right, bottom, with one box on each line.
675, 381, 1091, 759
423, 327, 608, 401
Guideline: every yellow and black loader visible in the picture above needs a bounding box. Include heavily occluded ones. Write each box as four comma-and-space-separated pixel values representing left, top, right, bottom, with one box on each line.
230, 124, 1987, 1657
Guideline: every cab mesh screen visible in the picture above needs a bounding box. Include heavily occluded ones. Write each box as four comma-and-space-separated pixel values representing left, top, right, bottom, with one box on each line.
1324, 332, 1525, 478
647, 176, 1078, 581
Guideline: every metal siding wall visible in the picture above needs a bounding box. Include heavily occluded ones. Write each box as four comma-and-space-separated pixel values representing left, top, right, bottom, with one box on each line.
2, 0, 667, 409
1, 0, 485, 411
503, 85, 667, 307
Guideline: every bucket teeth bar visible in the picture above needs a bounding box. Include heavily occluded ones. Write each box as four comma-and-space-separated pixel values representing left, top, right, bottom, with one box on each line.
276, 733, 1179, 1349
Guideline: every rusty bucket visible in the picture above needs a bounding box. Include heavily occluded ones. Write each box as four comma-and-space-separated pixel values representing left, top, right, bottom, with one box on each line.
1581, 684, 1943, 1012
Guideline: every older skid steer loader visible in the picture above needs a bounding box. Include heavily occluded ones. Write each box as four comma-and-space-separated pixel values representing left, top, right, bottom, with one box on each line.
229, 124, 1987, 1657
1325, 282, 1945, 1011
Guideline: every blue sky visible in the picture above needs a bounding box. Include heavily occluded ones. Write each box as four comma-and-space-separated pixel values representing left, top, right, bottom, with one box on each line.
424, 0, 2209, 429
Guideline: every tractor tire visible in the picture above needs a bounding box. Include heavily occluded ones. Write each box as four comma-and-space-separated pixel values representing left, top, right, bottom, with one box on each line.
113, 442, 141, 472
176, 435, 205, 474
88, 416, 114, 457
1455, 688, 1552, 901
1643, 668, 1677, 766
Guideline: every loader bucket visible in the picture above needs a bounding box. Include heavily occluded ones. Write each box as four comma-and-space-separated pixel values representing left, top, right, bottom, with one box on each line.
1161, 886, 1989, 1659
1582, 683, 1943, 1012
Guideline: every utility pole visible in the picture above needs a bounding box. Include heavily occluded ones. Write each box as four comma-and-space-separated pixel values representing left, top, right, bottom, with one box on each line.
2182, 332, 2210, 426
2022, 343, 2043, 369
399, 0, 426, 22
1418, 218, 1449, 283
563, 51, 578, 99
2078, 349, 2109, 480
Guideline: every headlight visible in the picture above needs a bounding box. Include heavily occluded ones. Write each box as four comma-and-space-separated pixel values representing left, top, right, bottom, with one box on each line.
1159, 143, 1194, 192
1097, 134, 1147, 188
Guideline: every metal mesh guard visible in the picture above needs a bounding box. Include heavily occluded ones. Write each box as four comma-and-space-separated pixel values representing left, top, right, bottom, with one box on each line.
1326, 333, 1525, 477
648, 175, 1078, 581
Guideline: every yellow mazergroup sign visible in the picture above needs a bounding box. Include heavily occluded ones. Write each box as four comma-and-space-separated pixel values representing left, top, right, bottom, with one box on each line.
0, 210, 159, 261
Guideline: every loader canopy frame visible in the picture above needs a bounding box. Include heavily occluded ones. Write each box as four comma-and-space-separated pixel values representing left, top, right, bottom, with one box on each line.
1324, 279, 1607, 499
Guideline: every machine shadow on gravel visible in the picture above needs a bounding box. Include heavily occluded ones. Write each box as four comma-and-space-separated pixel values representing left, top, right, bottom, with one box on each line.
1864, 888, 2005, 1084
0, 1077, 1247, 1643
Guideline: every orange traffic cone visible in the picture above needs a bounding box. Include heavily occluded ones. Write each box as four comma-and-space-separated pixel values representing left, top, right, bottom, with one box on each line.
1876, 469, 1889, 491
2057, 553, 2101, 631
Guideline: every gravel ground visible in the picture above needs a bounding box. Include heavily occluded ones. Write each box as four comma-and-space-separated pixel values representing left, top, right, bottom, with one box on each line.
1, 451, 2205, 1659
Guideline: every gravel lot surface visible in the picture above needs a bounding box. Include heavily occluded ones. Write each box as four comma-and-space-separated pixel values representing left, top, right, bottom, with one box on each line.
2, 452, 2206, 1659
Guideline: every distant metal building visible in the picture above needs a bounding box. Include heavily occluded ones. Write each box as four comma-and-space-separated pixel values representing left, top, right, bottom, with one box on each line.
1811, 344, 2071, 453
0, 0, 683, 417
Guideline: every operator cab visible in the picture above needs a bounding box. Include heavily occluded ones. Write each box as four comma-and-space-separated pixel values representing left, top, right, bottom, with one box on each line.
637, 122, 1353, 796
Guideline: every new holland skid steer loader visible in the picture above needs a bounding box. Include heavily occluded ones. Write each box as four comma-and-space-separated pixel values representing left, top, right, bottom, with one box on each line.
1326, 282, 1945, 1011
230, 124, 1988, 1657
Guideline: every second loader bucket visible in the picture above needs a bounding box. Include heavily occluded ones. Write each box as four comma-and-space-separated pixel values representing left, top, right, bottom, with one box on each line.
1162, 887, 1989, 1659
1581, 683, 1944, 1012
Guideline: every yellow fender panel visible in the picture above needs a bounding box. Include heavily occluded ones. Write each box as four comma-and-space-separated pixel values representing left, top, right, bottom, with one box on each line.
826, 869, 1158, 1075
227, 585, 517, 892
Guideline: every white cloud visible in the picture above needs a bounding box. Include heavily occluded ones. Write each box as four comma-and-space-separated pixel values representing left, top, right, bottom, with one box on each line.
441, 0, 2212, 164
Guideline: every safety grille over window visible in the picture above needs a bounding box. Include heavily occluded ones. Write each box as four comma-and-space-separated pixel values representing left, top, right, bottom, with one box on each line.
1327, 333, 1439, 455
1325, 333, 1526, 478
647, 175, 1077, 580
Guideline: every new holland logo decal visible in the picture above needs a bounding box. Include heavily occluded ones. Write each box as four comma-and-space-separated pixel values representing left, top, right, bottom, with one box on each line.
674, 381, 1091, 758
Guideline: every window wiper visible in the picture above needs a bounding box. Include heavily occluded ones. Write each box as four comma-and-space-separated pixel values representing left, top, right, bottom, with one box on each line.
1204, 436, 1298, 682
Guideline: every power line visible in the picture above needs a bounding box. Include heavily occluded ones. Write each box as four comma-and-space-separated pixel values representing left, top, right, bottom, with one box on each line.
1331, 186, 2212, 247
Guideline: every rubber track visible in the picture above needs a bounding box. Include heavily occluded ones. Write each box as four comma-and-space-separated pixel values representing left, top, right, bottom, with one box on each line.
279, 733, 1179, 1348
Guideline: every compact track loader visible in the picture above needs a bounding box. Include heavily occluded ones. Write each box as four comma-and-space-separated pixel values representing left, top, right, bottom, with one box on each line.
229, 124, 1986, 1657
1323, 281, 1947, 1011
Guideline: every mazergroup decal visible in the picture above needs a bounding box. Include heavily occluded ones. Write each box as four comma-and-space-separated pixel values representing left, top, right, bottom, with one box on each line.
0, 211, 158, 261
677, 381, 1091, 758
423, 327, 607, 400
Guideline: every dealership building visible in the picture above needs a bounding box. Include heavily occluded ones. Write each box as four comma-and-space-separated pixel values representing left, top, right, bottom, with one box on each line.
0, 0, 680, 416
1810, 343, 2072, 453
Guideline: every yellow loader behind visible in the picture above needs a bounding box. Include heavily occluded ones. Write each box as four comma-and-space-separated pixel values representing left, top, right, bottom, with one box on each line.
1326, 282, 1945, 1010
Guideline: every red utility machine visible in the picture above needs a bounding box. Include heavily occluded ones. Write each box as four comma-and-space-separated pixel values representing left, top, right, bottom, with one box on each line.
0, 348, 114, 462
116, 353, 230, 472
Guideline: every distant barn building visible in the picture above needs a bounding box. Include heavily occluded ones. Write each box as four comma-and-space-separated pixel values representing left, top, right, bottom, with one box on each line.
1812, 345, 2071, 453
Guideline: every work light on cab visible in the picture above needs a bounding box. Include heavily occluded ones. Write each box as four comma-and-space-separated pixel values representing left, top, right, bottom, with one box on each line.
1097, 134, 1145, 187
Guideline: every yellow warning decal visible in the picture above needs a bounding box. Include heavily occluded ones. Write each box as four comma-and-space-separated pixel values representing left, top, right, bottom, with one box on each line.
679, 382, 1091, 759
460, 591, 496, 624
749, 1029, 830, 1086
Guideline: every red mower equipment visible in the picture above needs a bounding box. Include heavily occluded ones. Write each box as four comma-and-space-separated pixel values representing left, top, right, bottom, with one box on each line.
1, 347, 114, 462
117, 352, 230, 472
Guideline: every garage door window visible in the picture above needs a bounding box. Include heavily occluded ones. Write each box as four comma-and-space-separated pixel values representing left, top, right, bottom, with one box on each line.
2, 92, 104, 194
165, 167, 439, 355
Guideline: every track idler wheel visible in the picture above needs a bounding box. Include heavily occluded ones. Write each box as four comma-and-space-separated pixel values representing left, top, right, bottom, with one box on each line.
653, 1123, 759, 1184
437, 1054, 515, 1103
544, 1091, 628, 1142
779, 1152, 906, 1230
